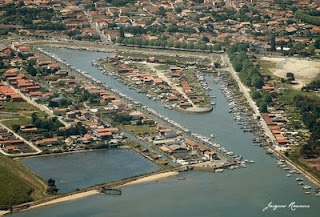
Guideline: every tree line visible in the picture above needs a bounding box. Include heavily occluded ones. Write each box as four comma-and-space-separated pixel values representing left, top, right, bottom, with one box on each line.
295, 10, 320, 26
227, 44, 264, 89
0, 3, 65, 30
294, 95, 320, 157
116, 37, 222, 52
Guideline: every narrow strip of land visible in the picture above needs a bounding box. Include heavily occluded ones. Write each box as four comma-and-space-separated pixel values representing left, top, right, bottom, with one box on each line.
0, 170, 179, 216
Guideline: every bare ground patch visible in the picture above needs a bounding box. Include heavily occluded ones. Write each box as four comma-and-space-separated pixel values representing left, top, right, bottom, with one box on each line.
260, 57, 320, 89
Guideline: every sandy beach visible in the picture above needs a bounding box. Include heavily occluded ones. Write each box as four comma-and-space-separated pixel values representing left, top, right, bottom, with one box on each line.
0, 211, 9, 217
30, 190, 99, 209
0, 171, 179, 216
120, 171, 179, 187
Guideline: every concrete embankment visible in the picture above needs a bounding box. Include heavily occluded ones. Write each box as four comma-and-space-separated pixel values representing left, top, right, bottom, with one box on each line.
269, 149, 320, 187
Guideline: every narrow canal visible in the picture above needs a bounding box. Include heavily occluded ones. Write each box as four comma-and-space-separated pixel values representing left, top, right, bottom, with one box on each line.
12, 47, 319, 217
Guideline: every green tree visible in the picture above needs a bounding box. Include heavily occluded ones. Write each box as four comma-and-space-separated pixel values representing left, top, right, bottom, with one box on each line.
13, 125, 20, 132
31, 112, 38, 124
259, 102, 268, 113
314, 39, 320, 49
156, 6, 166, 17
202, 36, 209, 43
119, 27, 125, 38
175, 7, 182, 13
47, 178, 58, 194
271, 35, 276, 51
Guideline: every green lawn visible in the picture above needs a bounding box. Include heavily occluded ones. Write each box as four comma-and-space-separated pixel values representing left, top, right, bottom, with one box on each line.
122, 124, 158, 136
2, 117, 32, 129
2, 102, 36, 113
154, 64, 171, 71
0, 156, 47, 209
0, 166, 32, 209
258, 59, 277, 76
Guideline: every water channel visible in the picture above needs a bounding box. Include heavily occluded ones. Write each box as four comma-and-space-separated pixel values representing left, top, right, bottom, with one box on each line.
13, 47, 319, 217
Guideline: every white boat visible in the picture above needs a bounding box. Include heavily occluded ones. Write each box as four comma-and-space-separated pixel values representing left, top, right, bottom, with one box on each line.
303, 185, 311, 190
305, 191, 311, 195
210, 134, 215, 138
215, 169, 224, 173
286, 174, 291, 177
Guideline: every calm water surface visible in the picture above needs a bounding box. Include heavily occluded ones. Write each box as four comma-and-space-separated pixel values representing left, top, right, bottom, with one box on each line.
21, 150, 159, 193
12, 47, 318, 217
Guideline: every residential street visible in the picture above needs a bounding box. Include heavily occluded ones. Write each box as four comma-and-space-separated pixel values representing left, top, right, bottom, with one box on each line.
0, 119, 42, 156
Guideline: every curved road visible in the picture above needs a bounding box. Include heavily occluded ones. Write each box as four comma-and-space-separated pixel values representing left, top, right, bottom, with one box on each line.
0, 119, 42, 157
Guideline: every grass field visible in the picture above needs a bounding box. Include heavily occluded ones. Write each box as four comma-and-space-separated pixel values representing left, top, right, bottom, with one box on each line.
122, 125, 158, 136
0, 166, 32, 209
1, 102, 37, 113
1, 101, 47, 129
0, 156, 47, 209
258, 59, 277, 76
154, 64, 171, 71
2, 117, 32, 129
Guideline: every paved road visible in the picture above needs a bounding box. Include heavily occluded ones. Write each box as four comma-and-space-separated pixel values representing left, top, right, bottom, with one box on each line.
221, 53, 276, 144
0, 119, 42, 156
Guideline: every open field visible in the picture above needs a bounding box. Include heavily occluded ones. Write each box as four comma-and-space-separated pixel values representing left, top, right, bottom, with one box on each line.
0, 156, 47, 209
1, 102, 39, 113
0, 166, 32, 209
122, 125, 158, 136
260, 57, 320, 89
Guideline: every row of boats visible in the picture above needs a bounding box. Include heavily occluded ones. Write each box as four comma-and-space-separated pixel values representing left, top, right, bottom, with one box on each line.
217, 72, 320, 195
277, 159, 320, 196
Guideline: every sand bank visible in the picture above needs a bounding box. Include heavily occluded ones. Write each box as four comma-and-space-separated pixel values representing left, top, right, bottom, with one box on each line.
120, 171, 179, 187
1, 171, 179, 216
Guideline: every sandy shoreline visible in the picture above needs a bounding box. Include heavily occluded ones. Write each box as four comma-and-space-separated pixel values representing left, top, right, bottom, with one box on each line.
120, 171, 179, 187
0, 171, 179, 216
